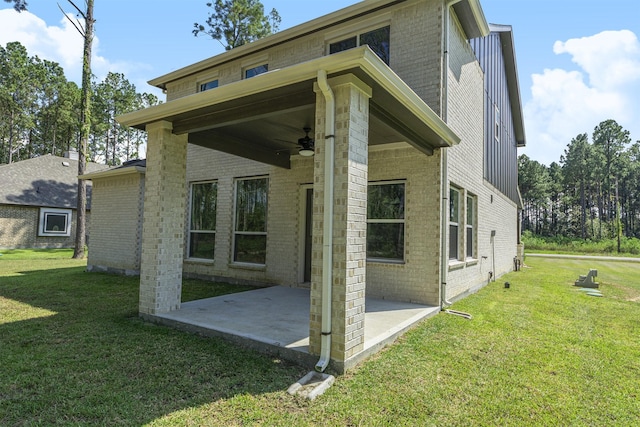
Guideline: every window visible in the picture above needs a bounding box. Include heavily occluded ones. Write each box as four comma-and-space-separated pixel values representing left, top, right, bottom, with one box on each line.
495, 105, 500, 143
233, 177, 268, 264
466, 194, 476, 259
244, 64, 268, 79
367, 182, 405, 261
329, 26, 390, 65
449, 187, 460, 260
38, 208, 72, 237
188, 181, 217, 260
199, 79, 218, 92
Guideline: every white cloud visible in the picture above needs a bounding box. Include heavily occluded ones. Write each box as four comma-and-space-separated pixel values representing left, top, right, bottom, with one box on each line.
0, 9, 157, 95
523, 30, 640, 165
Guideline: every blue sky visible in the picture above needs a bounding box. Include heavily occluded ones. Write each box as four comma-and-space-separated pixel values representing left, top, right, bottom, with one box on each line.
1, 0, 639, 166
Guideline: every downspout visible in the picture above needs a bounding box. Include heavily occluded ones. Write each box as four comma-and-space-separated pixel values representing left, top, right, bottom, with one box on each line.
440, 0, 462, 308
315, 69, 335, 373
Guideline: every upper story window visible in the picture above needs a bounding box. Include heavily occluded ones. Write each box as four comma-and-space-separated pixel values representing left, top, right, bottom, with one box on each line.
244, 64, 268, 79
188, 181, 217, 260
329, 26, 390, 65
367, 181, 405, 262
199, 80, 219, 92
494, 105, 501, 143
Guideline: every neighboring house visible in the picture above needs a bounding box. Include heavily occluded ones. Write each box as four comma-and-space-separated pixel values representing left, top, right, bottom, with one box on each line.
0, 153, 109, 249
81, 159, 146, 275
89, 0, 526, 371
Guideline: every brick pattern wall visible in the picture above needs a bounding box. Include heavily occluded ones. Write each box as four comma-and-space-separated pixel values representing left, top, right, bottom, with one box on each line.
164, 1, 443, 108
367, 146, 441, 305
391, 0, 443, 113
87, 173, 144, 275
444, 13, 518, 301
183, 146, 314, 285
308, 76, 371, 360
139, 121, 188, 315
0, 205, 84, 249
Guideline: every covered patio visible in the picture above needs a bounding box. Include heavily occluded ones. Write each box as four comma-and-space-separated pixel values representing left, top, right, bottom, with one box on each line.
117, 47, 459, 372
152, 285, 440, 368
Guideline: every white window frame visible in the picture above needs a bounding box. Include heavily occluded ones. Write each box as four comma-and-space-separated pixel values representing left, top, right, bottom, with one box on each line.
366, 180, 406, 263
232, 176, 269, 266
495, 105, 501, 143
188, 180, 217, 261
466, 193, 476, 260
449, 187, 461, 261
38, 208, 72, 237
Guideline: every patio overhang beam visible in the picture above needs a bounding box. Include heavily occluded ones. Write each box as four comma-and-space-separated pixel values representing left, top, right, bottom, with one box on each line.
118, 47, 460, 162
171, 86, 314, 136
370, 102, 434, 156
188, 129, 292, 169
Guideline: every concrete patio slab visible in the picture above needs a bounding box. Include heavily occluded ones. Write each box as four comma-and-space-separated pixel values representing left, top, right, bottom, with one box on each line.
151, 285, 440, 371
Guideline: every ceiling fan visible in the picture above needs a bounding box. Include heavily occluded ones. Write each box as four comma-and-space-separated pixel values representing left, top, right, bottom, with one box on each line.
276, 127, 315, 157
296, 127, 315, 157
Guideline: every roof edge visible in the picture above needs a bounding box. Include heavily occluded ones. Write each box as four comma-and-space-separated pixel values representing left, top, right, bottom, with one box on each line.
489, 23, 526, 147
148, 0, 405, 90
80, 165, 145, 180
452, 0, 490, 39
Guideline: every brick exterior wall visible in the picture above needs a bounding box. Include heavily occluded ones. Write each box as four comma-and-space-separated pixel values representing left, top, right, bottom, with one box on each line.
164, 1, 444, 107
183, 146, 314, 285
139, 121, 188, 315
444, 13, 518, 301
87, 172, 144, 275
367, 147, 441, 305
0, 205, 87, 249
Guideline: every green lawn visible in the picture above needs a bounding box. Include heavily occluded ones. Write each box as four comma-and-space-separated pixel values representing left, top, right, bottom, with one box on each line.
1, 251, 639, 426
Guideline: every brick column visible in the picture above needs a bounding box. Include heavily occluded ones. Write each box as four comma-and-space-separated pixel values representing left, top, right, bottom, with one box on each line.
139, 120, 188, 315
310, 74, 372, 367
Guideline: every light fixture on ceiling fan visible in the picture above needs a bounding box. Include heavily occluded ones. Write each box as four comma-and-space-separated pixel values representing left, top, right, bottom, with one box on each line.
298, 127, 315, 157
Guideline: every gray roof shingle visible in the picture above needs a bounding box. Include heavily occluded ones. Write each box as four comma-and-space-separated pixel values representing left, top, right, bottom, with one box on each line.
0, 155, 110, 209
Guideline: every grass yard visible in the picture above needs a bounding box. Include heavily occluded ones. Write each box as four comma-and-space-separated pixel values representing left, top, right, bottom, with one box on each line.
1, 251, 639, 426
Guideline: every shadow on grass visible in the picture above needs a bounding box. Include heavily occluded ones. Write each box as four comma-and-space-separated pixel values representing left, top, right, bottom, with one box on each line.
0, 265, 307, 425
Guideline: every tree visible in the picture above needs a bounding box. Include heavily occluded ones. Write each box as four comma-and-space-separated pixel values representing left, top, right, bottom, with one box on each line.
593, 119, 630, 235
518, 154, 551, 235
561, 133, 592, 239
3, 0, 27, 12
90, 72, 158, 164
0, 42, 37, 163
193, 0, 281, 50
65, 0, 95, 259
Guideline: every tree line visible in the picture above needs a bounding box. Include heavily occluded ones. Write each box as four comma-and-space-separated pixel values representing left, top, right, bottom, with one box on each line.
519, 119, 640, 245
0, 41, 160, 166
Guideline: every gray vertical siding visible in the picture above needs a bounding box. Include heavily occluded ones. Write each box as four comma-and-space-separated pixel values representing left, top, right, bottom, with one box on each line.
470, 32, 520, 205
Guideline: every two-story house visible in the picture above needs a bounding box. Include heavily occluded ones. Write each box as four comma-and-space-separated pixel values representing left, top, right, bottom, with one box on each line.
84, 0, 525, 373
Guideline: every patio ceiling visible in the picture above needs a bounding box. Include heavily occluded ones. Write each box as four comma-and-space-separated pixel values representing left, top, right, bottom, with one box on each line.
118, 47, 461, 169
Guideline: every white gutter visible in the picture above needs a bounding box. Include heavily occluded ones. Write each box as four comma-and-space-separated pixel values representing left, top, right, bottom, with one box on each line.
440, 0, 462, 308
315, 69, 335, 373
79, 165, 145, 180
